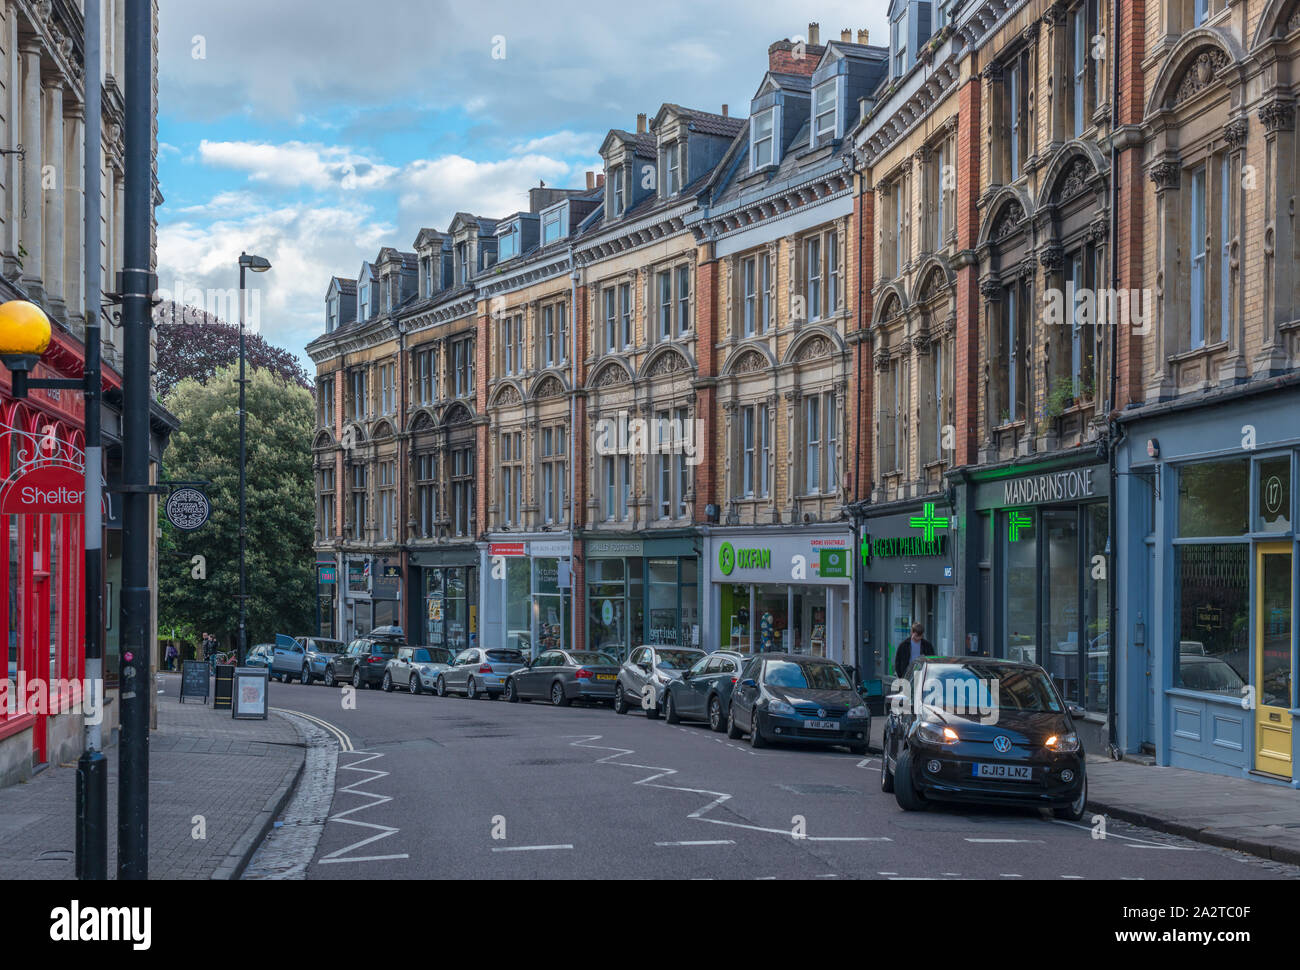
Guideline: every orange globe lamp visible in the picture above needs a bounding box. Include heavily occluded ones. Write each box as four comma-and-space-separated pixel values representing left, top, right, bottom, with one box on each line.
0, 300, 54, 398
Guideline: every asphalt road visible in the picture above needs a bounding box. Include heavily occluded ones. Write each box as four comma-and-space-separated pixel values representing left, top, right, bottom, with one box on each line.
255, 678, 1300, 881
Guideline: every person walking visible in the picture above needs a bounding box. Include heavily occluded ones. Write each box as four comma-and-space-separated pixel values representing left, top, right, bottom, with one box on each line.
894, 623, 935, 681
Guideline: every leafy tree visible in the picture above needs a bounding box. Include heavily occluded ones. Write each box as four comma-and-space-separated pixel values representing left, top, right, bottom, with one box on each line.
154, 301, 312, 399
158, 365, 316, 654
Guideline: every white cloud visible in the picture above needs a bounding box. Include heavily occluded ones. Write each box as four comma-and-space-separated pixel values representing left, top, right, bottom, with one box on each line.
198, 140, 398, 192
396, 153, 573, 229
510, 130, 603, 158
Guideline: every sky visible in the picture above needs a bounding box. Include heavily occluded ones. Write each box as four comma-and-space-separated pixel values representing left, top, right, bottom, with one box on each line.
156, 0, 891, 366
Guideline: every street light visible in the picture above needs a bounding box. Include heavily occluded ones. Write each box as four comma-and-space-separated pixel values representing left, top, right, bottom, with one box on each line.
237, 252, 271, 662
0, 300, 54, 395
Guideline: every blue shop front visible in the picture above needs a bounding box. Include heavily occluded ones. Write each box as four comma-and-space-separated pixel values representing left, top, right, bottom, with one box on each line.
1115, 378, 1300, 787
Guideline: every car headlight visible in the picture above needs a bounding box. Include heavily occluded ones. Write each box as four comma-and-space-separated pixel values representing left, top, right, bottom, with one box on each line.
1046, 732, 1080, 753
847, 705, 870, 720
768, 700, 795, 717
915, 722, 958, 745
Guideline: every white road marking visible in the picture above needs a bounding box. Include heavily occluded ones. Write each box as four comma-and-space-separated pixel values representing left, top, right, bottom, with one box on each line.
274, 707, 354, 752
1000, 873, 1023, 878
655, 840, 735, 847
1061, 875, 1084, 879
492, 844, 574, 853
1050, 819, 1198, 850
317, 751, 408, 865
878, 871, 898, 876
965, 838, 1045, 844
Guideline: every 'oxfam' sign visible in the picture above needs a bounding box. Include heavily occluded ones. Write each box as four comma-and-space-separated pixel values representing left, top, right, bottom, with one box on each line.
718, 542, 771, 576
718, 542, 736, 576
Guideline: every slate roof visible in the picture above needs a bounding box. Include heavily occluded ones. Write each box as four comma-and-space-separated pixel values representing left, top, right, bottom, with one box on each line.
658, 104, 747, 138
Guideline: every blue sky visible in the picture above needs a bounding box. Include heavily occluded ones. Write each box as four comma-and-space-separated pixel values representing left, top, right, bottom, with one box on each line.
156, 0, 890, 365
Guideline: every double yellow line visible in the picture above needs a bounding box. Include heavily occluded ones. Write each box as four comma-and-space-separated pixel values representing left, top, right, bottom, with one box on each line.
272, 707, 355, 752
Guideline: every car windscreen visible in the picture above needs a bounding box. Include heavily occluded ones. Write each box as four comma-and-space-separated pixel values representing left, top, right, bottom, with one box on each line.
568, 653, 616, 666
924, 663, 1062, 714
486, 650, 525, 664
762, 660, 852, 691
655, 650, 703, 670
313, 641, 344, 652
414, 648, 452, 665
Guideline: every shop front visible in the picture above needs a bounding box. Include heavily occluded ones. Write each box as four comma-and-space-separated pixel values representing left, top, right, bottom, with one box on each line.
584, 536, 700, 661
955, 454, 1111, 739
857, 500, 957, 684
409, 548, 478, 654
316, 560, 338, 639
1117, 383, 1300, 786
481, 538, 570, 658
704, 527, 854, 664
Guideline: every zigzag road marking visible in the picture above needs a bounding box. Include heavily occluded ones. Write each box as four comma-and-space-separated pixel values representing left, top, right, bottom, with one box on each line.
565, 735, 890, 843
317, 751, 409, 865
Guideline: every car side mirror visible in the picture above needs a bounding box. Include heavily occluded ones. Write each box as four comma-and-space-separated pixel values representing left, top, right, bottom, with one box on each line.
1067, 704, 1086, 719
681, 670, 692, 680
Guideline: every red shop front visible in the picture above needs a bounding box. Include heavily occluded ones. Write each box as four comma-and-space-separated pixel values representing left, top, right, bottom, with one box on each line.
0, 331, 91, 786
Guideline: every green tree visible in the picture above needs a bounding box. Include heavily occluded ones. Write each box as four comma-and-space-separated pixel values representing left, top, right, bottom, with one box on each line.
159, 365, 316, 653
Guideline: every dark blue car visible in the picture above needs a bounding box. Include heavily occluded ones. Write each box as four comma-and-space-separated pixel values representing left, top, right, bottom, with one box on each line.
663, 650, 749, 732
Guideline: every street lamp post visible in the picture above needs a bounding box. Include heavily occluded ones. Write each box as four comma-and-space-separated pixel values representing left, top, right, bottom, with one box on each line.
237, 253, 271, 661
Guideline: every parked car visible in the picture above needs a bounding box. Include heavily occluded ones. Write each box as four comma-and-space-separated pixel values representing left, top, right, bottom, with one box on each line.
270, 634, 311, 684
326, 627, 406, 689
384, 646, 454, 694
436, 647, 527, 699
1178, 654, 1245, 693
298, 636, 347, 684
613, 645, 707, 718
880, 656, 1087, 821
663, 650, 747, 732
245, 644, 275, 672
504, 650, 621, 706
727, 654, 870, 755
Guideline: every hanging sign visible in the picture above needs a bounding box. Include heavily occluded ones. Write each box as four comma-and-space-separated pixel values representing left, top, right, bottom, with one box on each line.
0, 466, 85, 515
165, 487, 212, 532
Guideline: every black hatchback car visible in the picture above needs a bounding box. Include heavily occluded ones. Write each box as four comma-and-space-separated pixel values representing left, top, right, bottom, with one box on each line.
881, 657, 1087, 820
326, 626, 407, 690
727, 654, 871, 755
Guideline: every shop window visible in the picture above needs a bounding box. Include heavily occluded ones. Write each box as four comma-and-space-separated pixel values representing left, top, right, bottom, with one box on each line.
506, 558, 531, 654
1004, 510, 1037, 664
1178, 458, 1249, 538
1256, 457, 1292, 534
1083, 502, 1110, 711
1174, 544, 1249, 694
1043, 511, 1081, 703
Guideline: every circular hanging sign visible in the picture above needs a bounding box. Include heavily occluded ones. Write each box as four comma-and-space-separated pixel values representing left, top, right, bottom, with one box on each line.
165, 487, 211, 532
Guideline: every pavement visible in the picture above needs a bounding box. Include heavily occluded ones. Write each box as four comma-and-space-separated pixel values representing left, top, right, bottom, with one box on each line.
0, 671, 309, 880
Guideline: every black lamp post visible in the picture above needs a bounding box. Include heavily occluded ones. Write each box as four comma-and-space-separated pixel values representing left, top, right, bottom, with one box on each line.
237, 253, 272, 661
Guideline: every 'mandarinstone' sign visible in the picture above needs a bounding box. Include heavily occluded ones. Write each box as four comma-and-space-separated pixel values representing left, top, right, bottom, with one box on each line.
1002, 467, 1098, 507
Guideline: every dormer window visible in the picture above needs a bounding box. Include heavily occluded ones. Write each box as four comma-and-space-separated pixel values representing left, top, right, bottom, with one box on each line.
542, 205, 566, 246
327, 297, 339, 333
752, 108, 775, 170
813, 80, 838, 146
892, 12, 907, 77
359, 280, 371, 321
457, 242, 468, 283
420, 256, 434, 298
610, 165, 626, 216
498, 222, 519, 262
662, 140, 684, 196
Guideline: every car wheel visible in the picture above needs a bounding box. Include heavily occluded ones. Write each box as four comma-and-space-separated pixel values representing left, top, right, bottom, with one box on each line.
352, 669, 363, 691
726, 705, 743, 740
324, 666, 336, 688
664, 692, 680, 724
613, 685, 628, 715
504, 679, 519, 703
300, 666, 312, 686
749, 711, 768, 749
382, 672, 394, 693
707, 696, 726, 733
893, 749, 926, 812
880, 749, 896, 793
467, 677, 479, 700
1053, 776, 1088, 822
410, 675, 422, 696
550, 682, 570, 708
436, 676, 448, 698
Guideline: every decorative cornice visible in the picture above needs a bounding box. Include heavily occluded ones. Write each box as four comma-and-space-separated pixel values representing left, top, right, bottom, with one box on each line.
1260, 99, 1296, 133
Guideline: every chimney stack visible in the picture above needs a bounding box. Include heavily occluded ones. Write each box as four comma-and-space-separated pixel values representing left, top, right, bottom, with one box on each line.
808, 22, 820, 46
597, 173, 606, 188
858, 29, 869, 45
586, 171, 595, 190
841, 28, 851, 42
722, 104, 729, 117
636, 112, 647, 134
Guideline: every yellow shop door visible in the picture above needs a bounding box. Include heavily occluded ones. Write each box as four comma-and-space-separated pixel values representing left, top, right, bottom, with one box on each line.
1255, 544, 1294, 778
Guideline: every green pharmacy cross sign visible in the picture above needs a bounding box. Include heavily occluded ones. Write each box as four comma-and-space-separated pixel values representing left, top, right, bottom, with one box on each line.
1009, 511, 1033, 542
909, 503, 950, 544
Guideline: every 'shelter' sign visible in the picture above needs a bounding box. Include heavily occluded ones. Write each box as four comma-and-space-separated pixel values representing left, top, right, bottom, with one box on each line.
0, 466, 85, 515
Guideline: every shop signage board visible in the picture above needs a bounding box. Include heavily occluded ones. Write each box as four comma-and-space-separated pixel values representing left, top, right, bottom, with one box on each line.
347, 561, 368, 595
232, 668, 270, 720
860, 508, 956, 586
179, 661, 209, 705
318, 564, 338, 585
373, 565, 401, 600
164, 487, 211, 532
0, 465, 85, 515
710, 532, 853, 585
490, 542, 527, 558
974, 462, 1109, 511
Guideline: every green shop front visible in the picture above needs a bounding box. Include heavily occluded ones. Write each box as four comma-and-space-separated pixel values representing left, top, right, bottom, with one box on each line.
954, 452, 1111, 728
584, 535, 700, 661
857, 498, 957, 683
703, 527, 855, 664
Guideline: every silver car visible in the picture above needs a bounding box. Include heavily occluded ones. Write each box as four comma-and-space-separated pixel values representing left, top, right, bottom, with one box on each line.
613, 645, 707, 718
300, 637, 347, 684
504, 650, 622, 707
436, 647, 527, 699
384, 646, 454, 694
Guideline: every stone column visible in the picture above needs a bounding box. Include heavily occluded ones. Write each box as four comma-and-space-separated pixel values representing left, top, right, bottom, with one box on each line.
19, 39, 43, 300
43, 81, 66, 320
64, 100, 85, 328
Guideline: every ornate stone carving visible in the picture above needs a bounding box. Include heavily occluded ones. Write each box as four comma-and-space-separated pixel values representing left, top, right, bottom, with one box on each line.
1148, 161, 1180, 191
1089, 219, 1109, 243
993, 202, 1025, 240
1039, 245, 1064, 271
594, 364, 630, 388
1170, 48, 1228, 108
795, 335, 833, 363
979, 277, 1002, 300
1018, 257, 1037, 281
1260, 99, 1296, 133
1054, 157, 1094, 203
982, 62, 1003, 82
731, 349, 768, 375
874, 349, 891, 372
647, 351, 689, 378
533, 375, 565, 400
494, 385, 522, 407
1222, 117, 1249, 148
